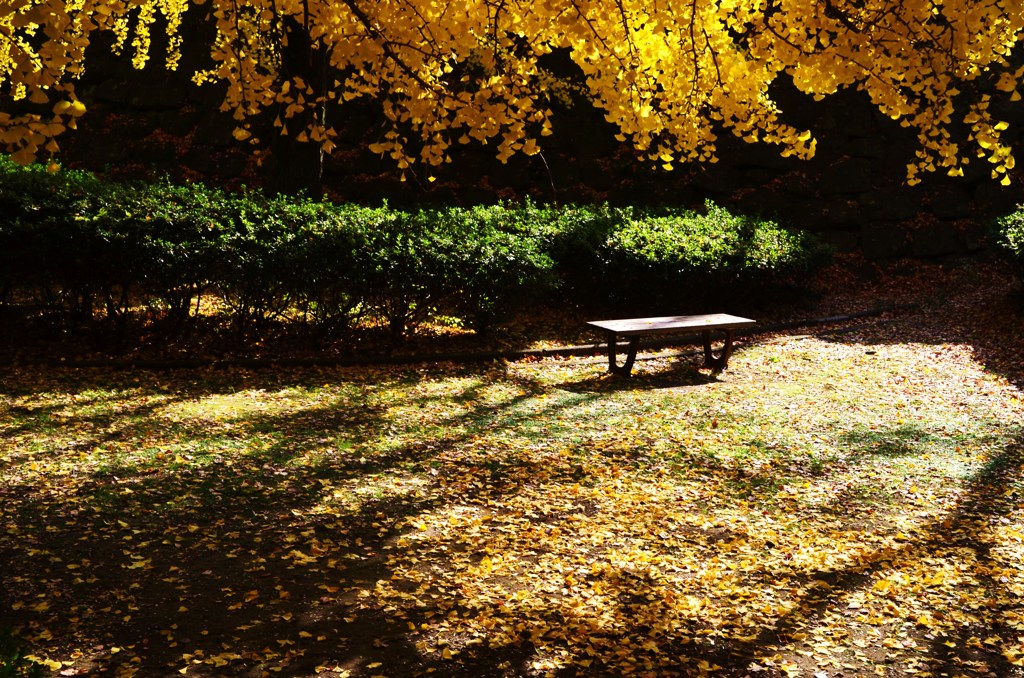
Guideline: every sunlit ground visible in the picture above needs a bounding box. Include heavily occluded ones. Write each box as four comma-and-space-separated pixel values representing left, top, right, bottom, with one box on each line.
2, 308, 1024, 676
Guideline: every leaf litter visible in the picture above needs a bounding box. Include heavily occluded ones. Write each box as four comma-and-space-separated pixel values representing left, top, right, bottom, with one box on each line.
2, 258, 1024, 676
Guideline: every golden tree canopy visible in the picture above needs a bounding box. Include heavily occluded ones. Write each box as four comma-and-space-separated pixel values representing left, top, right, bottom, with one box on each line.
1, 0, 1022, 184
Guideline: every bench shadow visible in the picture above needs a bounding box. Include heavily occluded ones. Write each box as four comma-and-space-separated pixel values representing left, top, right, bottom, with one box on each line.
558, 356, 720, 392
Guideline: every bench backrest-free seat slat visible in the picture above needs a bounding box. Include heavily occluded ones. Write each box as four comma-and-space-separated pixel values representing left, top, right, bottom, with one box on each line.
586, 313, 756, 337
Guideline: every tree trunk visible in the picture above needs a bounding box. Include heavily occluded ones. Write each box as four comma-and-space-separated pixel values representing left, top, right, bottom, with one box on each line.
267, 13, 327, 198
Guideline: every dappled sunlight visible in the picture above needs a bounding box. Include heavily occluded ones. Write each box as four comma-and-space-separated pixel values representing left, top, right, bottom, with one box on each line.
2, 315, 1024, 675
161, 387, 344, 423
305, 471, 433, 521
372, 435, 1024, 674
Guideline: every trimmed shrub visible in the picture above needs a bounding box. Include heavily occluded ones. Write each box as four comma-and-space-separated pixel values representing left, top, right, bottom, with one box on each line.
530, 201, 830, 313
353, 208, 439, 340
353, 206, 558, 339
287, 203, 380, 334
0, 157, 830, 349
435, 204, 556, 333
997, 208, 1024, 280
540, 203, 632, 309
213, 192, 304, 336
4, 159, 158, 323
127, 180, 228, 330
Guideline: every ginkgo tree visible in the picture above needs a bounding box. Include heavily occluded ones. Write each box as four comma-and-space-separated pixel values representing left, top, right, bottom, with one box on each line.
1, 0, 1022, 194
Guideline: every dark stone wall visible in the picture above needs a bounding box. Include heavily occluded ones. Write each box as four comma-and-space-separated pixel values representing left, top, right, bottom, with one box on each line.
48, 30, 1024, 261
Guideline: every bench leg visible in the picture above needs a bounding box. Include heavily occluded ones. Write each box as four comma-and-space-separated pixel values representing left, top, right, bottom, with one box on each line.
606, 332, 639, 376
702, 329, 735, 371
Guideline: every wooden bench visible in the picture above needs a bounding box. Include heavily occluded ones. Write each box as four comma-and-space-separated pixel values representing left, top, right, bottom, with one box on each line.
586, 313, 756, 376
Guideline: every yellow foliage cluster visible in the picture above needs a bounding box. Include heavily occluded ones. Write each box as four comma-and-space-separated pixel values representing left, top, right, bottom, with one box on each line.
1, 0, 1022, 182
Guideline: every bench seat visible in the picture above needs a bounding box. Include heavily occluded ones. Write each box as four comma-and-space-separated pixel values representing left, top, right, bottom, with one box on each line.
586, 313, 756, 376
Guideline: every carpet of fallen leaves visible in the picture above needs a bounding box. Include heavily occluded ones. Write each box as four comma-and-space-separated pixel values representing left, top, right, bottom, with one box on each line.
2, 257, 1024, 677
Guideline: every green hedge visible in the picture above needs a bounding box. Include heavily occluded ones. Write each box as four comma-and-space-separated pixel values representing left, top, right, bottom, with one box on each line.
533, 201, 829, 313
599, 202, 831, 313
997, 208, 1024, 280
0, 157, 829, 345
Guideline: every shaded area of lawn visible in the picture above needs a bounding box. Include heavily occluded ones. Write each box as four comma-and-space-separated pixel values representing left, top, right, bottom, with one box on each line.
2, 259, 1024, 677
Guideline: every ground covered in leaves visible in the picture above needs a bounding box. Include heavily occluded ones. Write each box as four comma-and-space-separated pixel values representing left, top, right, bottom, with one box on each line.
2, 257, 1024, 677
